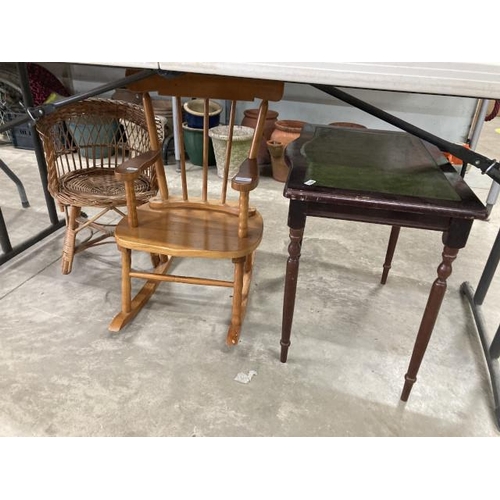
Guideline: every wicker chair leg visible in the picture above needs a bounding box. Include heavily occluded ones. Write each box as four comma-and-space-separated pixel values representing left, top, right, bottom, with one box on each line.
61, 205, 81, 274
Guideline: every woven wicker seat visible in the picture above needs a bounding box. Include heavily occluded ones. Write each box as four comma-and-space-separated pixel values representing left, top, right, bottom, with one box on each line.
36, 98, 163, 274
58, 168, 154, 204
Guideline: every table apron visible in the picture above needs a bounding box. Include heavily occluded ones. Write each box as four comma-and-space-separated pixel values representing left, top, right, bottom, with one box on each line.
288, 200, 475, 248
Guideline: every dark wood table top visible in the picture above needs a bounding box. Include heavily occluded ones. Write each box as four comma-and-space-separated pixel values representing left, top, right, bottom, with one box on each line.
284, 124, 487, 220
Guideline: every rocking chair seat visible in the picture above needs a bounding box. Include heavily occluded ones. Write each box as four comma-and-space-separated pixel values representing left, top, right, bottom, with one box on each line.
57, 168, 156, 207
115, 204, 264, 259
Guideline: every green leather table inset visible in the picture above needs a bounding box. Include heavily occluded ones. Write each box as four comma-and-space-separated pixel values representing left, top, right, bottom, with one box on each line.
301, 126, 460, 201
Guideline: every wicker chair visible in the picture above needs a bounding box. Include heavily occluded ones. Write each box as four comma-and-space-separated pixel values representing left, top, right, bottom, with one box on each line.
36, 97, 163, 274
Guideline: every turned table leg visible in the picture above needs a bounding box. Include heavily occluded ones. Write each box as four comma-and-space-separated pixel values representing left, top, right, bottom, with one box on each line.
381, 225, 401, 285
401, 245, 459, 401
281, 226, 305, 363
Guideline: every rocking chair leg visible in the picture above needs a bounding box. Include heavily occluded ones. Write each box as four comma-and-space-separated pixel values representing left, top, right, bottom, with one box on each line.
121, 247, 132, 315
150, 253, 169, 268
150, 253, 160, 268
244, 252, 254, 273
227, 257, 245, 346
240, 252, 255, 330
381, 225, 401, 285
109, 251, 172, 332
61, 206, 81, 274
240, 251, 255, 319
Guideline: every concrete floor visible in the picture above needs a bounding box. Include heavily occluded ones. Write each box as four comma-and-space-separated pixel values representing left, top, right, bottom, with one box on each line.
1, 119, 500, 437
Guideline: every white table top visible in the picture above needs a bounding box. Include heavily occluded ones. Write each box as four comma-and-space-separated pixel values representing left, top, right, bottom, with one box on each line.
157, 62, 500, 99
76, 62, 500, 100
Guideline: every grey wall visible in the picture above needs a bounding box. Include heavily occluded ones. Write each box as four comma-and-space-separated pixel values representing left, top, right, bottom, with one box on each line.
238, 83, 478, 143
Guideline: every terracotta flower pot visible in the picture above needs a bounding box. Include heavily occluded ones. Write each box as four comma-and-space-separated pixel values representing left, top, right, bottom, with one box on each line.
241, 108, 279, 165
267, 140, 288, 182
269, 120, 307, 148
268, 120, 307, 182
328, 122, 367, 129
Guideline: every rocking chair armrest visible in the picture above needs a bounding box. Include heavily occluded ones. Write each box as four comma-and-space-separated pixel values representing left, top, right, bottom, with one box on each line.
231, 158, 259, 192
115, 150, 161, 181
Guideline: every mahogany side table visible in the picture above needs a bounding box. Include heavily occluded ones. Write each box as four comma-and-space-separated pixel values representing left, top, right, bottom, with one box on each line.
280, 124, 487, 401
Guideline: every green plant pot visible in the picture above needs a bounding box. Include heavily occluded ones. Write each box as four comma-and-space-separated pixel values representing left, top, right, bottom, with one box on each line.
68, 117, 120, 159
182, 122, 216, 166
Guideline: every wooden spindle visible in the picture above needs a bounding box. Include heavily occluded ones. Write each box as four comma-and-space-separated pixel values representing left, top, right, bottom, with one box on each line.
125, 181, 138, 228
176, 96, 188, 201
202, 98, 209, 202
221, 101, 236, 205
249, 100, 268, 160
238, 191, 249, 238
143, 93, 168, 200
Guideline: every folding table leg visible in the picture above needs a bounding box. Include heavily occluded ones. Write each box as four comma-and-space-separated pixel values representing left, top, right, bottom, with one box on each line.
401, 246, 459, 401
281, 226, 305, 363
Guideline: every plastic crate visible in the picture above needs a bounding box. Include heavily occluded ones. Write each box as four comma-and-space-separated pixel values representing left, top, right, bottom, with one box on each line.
7, 111, 35, 150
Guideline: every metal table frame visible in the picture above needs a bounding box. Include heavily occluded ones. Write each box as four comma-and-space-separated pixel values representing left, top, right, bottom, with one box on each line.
461, 231, 500, 430
0, 63, 156, 266
0, 158, 29, 208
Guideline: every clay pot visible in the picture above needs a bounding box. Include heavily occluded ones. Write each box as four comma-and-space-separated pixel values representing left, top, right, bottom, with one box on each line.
241, 108, 279, 165
267, 140, 288, 182
267, 120, 306, 182
328, 122, 367, 129
269, 120, 307, 147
